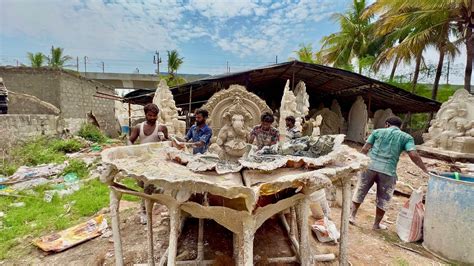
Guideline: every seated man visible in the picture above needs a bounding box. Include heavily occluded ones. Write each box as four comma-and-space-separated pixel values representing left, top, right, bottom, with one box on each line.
174, 109, 212, 154
128, 103, 168, 224
285, 116, 302, 140
248, 112, 279, 150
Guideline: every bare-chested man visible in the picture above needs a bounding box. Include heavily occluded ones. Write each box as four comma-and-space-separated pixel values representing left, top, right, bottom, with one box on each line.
128, 103, 168, 224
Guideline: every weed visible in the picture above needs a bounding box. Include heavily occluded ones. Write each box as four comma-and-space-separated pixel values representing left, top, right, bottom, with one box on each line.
63, 159, 89, 179
394, 257, 409, 266
77, 123, 107, 143
50, 139, 84, 153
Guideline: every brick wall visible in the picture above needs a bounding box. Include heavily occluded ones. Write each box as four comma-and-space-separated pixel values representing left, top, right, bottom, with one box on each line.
0, 114, 59, 150
0, 67, 118, 137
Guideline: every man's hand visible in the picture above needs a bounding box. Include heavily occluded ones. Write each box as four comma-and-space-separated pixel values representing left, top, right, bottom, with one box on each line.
361, 143, 373, 154
408, 150, 429, 173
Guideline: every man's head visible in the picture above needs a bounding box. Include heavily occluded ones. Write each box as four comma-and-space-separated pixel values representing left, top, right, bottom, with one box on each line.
385, 116, 402, 128
195, 109, 209, 126
260, 112, 274, 130
285, 116, 296, 128
144, 103, 159, 124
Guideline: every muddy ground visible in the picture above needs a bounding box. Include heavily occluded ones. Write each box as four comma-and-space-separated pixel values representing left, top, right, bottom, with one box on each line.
0, 152, 452, 266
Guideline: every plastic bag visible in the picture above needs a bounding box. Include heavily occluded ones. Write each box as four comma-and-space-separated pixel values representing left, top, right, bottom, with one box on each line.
396, 187, 424, 242
311, 217, 340, 243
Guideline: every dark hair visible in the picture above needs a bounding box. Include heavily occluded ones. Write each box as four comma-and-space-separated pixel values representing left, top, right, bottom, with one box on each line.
144, 103, 159, 114
195, 108, 209, 118
385, 116, 402, 127
285, 116, 296, 124
261, 112, 274, 123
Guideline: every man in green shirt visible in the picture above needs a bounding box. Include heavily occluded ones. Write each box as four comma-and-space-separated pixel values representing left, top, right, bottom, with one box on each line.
350, 116, 428, 230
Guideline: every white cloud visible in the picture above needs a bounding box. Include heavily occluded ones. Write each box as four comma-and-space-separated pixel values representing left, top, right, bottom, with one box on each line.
0, 0, 337, 61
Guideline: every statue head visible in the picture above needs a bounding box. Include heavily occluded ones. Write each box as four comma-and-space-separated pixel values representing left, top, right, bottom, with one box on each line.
223, 96, 253, 128
231, 114, 245, 130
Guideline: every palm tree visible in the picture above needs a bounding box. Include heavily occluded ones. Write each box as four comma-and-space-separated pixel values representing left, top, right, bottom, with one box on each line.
293, 43, 319, 63
47, 46, 72, 69
367, 0, 473, 94
319, 0, 379, 73
27, 52, 47, 68
167, 50, 184, 76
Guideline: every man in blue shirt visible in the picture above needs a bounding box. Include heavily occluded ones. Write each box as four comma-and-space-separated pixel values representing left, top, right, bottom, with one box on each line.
351, 116, 428, 230
178, 109, 212, 154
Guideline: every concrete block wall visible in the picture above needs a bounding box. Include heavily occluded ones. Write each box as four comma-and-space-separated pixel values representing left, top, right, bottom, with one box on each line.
0, 114, 59, 150
0, 67, 118, 137
0, 67, 61, 108
59, 73, 118, 136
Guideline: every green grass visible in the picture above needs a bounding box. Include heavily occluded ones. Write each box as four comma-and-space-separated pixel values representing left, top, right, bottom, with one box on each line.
0, 137, 86, 177
63, 159, 89, 179
394, 257, 410, 266
77, 123, 107, 143
0, 179, 110, 259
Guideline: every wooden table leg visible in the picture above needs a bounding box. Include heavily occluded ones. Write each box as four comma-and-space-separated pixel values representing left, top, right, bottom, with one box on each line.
296, 197, 311, 266
237, 218, 255, 266
145, 199, 155, 266
110, 189, 124, 266
167, 206, 180, 266
339, 176, 352, 266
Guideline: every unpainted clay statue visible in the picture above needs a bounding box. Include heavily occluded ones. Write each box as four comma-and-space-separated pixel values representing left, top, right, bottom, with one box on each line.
152, 80, 186, 137
346, 96, 368, 143
423, 89, 474, 153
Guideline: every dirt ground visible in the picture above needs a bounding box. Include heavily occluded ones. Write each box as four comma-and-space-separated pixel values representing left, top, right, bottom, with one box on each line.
0, 152, 453, 266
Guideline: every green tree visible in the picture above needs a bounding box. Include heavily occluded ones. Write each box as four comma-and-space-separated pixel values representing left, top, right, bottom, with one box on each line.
27, 52, 47, 68
293, 43, 320, 63
367, 0, 472, 94
167, 50, 184, 76
318, 0, 380, 73
47, 46, 72, 69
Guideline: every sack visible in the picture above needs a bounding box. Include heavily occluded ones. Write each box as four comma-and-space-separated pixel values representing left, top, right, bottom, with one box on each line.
396, 187, 424, 242
311, 217, 340, 243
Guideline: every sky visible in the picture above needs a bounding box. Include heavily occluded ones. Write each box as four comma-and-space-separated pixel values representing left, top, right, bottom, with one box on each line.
0, 0, 468, 84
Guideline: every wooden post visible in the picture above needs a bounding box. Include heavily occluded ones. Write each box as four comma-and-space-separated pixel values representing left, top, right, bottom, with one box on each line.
145, 199, 155, 266
187, 86, 193, 129
128, 102, 132, 136
367, 91, 372, 118
110, 189, 124, 266
339, 176, 352, 266
167, 206, 180, 266
297, 197, 310, 265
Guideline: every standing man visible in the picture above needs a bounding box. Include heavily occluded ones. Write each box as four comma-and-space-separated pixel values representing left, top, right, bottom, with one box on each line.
0, 78, 8, 114
248, 112, 279, 150
176, 109, 212, 154
285, 116, 302, 140
350, 116, 428, 230
128, 103, 168, 224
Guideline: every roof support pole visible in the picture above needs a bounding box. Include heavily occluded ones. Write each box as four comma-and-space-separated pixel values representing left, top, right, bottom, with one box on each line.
188, 86, 193, 129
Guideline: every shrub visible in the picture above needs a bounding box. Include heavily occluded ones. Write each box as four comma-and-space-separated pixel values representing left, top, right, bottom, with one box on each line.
77, 123, 107, 143
63, 159, 89, 179
51, 139, 84, 153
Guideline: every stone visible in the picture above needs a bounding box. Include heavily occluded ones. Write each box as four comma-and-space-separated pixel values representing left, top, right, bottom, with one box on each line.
311, 115, 323, 137
421, 89, 474, 155
346, 96, 367, 143
294, 81, 310, 130
279, 80, 299, 141
330, 99, 344, 129
312, 108, 341, 135
152, 79, 186, 137
202, 84, 271, 143
373, 108, 394, 129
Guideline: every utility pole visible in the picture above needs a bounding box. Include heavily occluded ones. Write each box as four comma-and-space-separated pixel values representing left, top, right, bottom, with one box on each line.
16, 59, 19, 67
76, 56, 79, 72
101, 61, 105, 73
154, 51, 161, 76
275, 55, 278, 64
84, 56, 88, 76
226, 61, 229, 73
